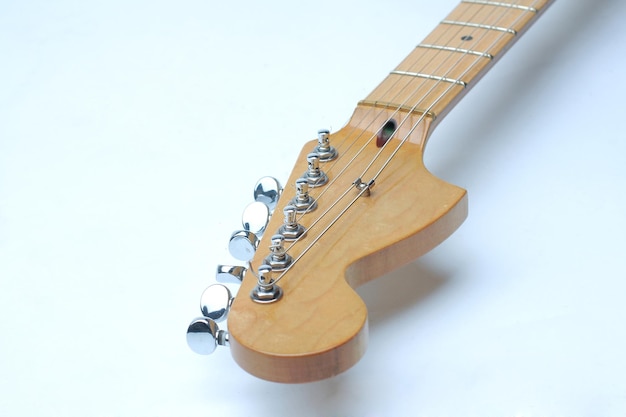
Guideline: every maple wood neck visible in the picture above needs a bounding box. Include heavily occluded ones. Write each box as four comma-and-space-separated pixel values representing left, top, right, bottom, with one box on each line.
200, 0, 558, 384
358, 0, 555, 130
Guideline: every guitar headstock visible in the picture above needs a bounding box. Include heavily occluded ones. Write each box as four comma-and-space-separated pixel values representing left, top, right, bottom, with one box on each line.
221, 107, 467, 382
184, 0, 559, 384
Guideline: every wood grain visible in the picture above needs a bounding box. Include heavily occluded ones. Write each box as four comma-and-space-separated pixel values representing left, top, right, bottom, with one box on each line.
362, 0, 554, 123
228, 110, 467, 382
226, 0, 555, 383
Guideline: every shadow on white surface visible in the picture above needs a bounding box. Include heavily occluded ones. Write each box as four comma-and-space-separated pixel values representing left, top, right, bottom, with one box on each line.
2, 0, 626, 416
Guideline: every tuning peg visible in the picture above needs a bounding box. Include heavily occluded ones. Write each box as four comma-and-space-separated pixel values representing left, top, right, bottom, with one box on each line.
200, 284, 234, 322
216, 264, 246, 283
314, 129, 338, 162
242, 201, 270, 234
187, 317, 229, 355
253, 176, 283, 212
229, 230, 259, 262
301, 153, 328, 187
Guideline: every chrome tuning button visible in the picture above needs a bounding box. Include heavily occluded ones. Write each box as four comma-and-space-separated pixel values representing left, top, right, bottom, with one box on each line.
242, 201, 270, 235
200, 284, 234, 322
314, 129, 337, 162
187, 317, 230, 355
264, 234, 292, 271
216, 264, 246, 283
250, 264, 283, 304
253, 176, 283, 212
301, 153, 328, 187
277, 205, 306, 240
229, 230, 259, 262
290, 178, 317, 213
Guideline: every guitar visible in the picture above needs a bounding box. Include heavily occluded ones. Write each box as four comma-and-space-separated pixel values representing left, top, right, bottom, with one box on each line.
187, 0, 555, 383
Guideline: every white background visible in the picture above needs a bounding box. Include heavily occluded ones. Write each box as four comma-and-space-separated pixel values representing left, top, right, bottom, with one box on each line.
2, 0, 626, 416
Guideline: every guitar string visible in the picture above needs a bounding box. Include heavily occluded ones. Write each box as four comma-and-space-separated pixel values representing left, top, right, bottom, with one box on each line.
270, 0, 538, 285
274, 0, 532, 281
355, 0, 532, 182
328, 0, 540, 188
284, 1, 496, 238
289, 5, 483, 226
322, 0, 538, 202
366, 0, 543, 184
282, 7, 480, 251
288, 0, 516, 236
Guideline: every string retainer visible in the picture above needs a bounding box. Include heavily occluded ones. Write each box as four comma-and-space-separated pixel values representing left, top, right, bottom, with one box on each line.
353, 178, 375, 197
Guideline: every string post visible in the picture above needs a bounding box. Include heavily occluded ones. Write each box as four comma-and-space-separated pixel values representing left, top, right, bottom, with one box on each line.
264, 234, 293, 271
301, 153, 329, 187
277, 205, 306, 240
314, 129, 338, 162
251, 264, 283, 304
290, 178, 317, 213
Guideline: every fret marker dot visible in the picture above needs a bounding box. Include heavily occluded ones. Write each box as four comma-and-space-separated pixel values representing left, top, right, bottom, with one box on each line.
461, 35, 473, 41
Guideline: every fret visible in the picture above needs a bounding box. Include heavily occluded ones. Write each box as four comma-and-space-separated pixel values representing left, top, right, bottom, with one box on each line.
359, 0, 555, 124
417, 43, 493, 59
363, 74, 466, 120
462, 0, 538, 13
390, 70, 467, 87
422, 26, 515, 60
446, 1, 544, 36
394, 46, 492, 87
441, 19, 517, 35
357, 100, 436, 119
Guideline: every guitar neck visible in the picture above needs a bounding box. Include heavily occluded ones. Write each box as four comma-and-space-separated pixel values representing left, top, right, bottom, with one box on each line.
358, 0, 555, 128
189, 0, 559, 384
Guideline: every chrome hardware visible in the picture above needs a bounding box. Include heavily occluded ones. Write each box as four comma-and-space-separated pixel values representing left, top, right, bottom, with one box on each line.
290, 178, 317, 213
228, 230, 259, 261
441, 19, 517, 35
314, 129, 338, 162
253, 176, 283, 212
187, 317, 230, 355
417, 43, 493, 59
216, 264, 246, 283
358, 99, 437, 120
390, 70, 467, 87
301, 153, 328, 187
242, 201, 270, 234
462, 0, 537, 13
187, 174, 288, 353
250, 264, 283, 304
200, 284, 233, 322
354, 178, 375, 197
264, 234, 292, 271
277, 205, 306, 240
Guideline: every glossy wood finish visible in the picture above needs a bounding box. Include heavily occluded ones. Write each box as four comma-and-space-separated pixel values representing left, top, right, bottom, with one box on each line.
227, 0, 555, 383
228, 112, 467, 382
361, 0, 553, 125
